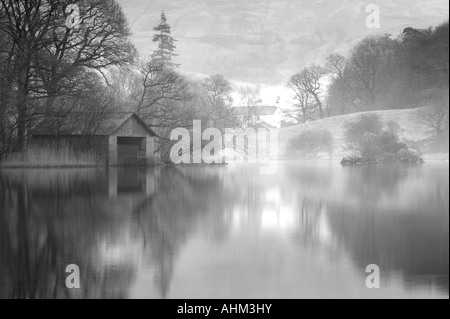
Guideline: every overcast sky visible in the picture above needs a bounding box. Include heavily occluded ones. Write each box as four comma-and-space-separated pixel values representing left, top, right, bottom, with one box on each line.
118, 0, 449, 104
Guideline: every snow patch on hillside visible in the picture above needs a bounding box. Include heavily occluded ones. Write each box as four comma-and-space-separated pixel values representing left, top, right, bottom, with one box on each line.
279, 107, 449, 161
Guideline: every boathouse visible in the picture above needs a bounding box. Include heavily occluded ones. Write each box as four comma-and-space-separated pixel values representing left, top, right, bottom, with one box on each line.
32, 112, 156, 166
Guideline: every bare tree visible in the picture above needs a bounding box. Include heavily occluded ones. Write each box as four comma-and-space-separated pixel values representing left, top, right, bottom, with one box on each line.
131, 59, 193, 128
237, 85, 262, 127
106, 66, 136, 110
200, 74, 239, 129
283, 81, 314, 124
326, 54, 347, 79
0, 0, 136, 150
50, 71, 117, 141
326, 54, 352, 115
0, 0, 61, 148
238, 85, 261, 107
286, 65, 329, 120
37, 0, 136, 114
125, 59, 196, 161
418, 105, 449, 137
347, 35, 393, 109
0, 19, 15, 155
415, 85, 450, 138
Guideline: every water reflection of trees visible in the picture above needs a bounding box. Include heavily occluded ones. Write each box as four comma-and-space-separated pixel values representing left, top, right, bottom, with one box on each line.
0, 169, 134, 298
284, 163, 449, 294
327, 203, 449, 293
1, 164, 447, 298
0, 166, 237, 299
326, 167, 449, 293
295, 198, 325, 247
133, 166, 237, 298
342, 165, 409, 202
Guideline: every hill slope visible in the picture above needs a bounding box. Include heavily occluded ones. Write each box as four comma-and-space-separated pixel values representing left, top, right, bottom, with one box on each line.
117, 0, 449, 85
279, 107, 449, 161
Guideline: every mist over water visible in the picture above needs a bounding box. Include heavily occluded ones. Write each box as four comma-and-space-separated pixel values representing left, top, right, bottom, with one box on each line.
0, 162, 448, 299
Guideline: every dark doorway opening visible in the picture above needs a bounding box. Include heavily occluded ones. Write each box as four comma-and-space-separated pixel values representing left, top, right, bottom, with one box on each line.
117, 137, 144, 166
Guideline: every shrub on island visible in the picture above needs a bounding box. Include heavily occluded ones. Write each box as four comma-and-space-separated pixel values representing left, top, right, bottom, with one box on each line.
341, 114, 424, 165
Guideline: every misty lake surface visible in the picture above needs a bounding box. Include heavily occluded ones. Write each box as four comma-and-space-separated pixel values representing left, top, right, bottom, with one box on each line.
0, 162, 448, 299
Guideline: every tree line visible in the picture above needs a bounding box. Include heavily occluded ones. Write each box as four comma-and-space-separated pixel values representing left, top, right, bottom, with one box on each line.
283, 20, 449, 125
0, 2, 239, 160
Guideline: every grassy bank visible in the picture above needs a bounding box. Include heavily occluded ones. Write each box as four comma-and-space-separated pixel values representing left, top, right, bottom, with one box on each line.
0, 145, 102, 168
279, 107, 449, 161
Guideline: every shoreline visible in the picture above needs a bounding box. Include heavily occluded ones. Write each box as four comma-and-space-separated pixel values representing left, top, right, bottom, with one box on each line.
1, 158, 448, 170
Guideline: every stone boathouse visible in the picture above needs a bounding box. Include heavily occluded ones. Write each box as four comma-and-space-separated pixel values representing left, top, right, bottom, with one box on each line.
32, 112, 156, 166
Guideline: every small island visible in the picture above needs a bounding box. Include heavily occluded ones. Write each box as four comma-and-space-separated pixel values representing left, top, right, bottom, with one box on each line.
340, 114, 424, 166
341, 151, 424, 166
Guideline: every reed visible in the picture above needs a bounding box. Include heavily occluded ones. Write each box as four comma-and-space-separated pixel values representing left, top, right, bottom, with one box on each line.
0, 144, 101, 168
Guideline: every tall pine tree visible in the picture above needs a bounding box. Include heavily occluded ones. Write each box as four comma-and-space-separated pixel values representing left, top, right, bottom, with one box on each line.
152, 11, 179, 70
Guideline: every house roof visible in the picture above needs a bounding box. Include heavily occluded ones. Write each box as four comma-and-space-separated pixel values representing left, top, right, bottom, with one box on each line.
232, 106, 277, 116
33, 112, 156, 137
253, 121, 277, 129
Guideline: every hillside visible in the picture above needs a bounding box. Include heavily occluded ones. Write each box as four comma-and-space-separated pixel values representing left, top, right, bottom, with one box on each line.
117, 0, 449, 85
279, 107, 449, 161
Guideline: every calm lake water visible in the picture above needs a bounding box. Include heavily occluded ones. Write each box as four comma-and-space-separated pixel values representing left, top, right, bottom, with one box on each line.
0, 162, 448, 299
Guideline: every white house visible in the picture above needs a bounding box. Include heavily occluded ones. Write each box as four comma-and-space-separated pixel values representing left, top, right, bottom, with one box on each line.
232, 105, 281, 128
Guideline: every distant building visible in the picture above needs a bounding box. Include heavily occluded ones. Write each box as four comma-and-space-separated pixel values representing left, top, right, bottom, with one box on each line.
32, 112, 156, 166
232, 105, 280, 128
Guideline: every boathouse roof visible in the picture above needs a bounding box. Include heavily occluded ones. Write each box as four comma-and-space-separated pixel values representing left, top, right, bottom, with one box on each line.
33, 112, 156, 137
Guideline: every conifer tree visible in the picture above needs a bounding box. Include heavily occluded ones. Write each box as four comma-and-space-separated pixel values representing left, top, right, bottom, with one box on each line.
152, 11, 180, 69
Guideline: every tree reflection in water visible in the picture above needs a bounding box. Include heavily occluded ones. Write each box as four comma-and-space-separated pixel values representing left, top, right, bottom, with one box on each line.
0, 167, 237, 299
0, 163, 448, 298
